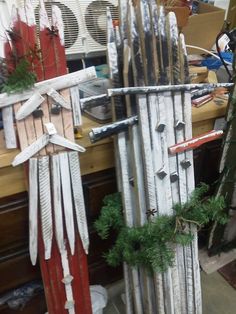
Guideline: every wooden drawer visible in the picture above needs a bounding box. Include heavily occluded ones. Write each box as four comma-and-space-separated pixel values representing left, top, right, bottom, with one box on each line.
0, 293, 46, 314
0, 250, 41, 295
0, 193, 28, 254
83, 168, 117, 222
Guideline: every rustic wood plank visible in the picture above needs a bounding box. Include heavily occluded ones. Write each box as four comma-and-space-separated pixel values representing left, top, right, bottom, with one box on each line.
29, 157, 38, 265
47, 88, 71, 110
38, 156, 53, 260
50, 134, 85, 152
107, 8, 141, 313
47, 94, 64, 153
131, 3, 166, 313
2, 107, 17, 149
12, 134, 49, 166
51, 4, 67, 77
51, 154, 65, 252
0, 68, 97, 108
16, 92, 45, 120
180, 32, 202, 314
60, 89, 74, 142
70, 86, 82, 127
68, 152, 89, 254
59, 152, 75, 256
23, 0, 44, 81
14, 103, 29, 151
41, 96, 54, 154
108, 82, 233, 96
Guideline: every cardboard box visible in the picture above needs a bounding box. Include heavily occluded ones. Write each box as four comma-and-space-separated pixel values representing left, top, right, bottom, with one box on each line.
182, 2, 225, 54
165, 6, 190, 28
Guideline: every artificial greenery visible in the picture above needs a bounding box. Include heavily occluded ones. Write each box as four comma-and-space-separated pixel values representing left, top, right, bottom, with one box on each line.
2, 59, 36, 94
95, 183, 228, 273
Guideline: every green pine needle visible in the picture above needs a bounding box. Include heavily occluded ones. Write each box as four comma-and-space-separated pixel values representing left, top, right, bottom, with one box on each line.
94, 184, 228, 273
2, 59, 36, 94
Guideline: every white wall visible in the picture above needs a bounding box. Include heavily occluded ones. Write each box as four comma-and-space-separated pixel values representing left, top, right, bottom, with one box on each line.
214, 0, 230, 18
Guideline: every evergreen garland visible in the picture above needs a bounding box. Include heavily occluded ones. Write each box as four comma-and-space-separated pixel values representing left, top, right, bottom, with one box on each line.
2, 59, 36, 94
95, 183, 228, 273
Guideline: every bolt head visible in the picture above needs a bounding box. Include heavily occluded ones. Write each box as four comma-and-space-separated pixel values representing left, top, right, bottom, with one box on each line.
175, 120, 185, 130
32, 108, 43, 118
51, 103, 61, 115
181, 159, 191, 169
170, 172, 179, 182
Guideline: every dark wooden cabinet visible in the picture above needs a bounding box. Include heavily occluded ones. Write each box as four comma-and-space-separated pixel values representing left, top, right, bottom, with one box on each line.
0, 168, 121, 313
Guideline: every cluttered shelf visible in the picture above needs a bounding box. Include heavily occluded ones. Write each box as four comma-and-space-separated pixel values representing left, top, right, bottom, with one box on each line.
0, 95, 228, 198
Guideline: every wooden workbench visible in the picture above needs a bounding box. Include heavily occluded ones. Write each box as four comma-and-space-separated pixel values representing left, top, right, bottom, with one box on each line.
0, 100, 227, 198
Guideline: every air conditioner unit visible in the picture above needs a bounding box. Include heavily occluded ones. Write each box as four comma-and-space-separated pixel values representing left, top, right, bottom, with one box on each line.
18, 0, 119, 60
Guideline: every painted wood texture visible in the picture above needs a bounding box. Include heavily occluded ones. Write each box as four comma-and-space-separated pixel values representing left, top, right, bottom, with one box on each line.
107, 9, 140, 313
3, 1, 92, 313
105, 1, 203, 313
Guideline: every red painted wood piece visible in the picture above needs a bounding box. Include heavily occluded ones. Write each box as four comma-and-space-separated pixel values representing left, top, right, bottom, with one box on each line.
169, 130, 224, 155
4, 3, 92, 313
39, 7, 70, 314
39, 4, 92, 314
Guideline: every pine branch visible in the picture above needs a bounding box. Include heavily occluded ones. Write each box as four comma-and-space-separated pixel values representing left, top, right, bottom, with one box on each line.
2, 59, 36, 94
95, 184, 228, 272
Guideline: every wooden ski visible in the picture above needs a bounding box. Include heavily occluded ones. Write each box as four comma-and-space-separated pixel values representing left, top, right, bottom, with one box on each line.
107, 8, 141, 314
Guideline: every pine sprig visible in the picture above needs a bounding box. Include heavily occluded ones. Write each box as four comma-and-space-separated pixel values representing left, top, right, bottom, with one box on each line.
2, 59, 36, 94
95, 183, 228, 273
94, 193, 124, 239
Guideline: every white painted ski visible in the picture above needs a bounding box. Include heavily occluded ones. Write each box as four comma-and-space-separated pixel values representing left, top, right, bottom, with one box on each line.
12, 134, 49, 166
49, 134, 85, 152
51, 154, 65, 252
107, 8, 142, 314
47, 88, 71, 110
16, 92, 45, 120
2, 107, 17, 149
180, 33, 202, 314
38, 156, 53, 260
29, 158, 38, 265
70, 86, 82, 127
59, 152, 75, 256
68, 151, 89, 254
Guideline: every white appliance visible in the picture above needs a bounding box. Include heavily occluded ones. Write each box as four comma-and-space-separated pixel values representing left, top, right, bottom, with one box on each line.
17, 0, 119, 60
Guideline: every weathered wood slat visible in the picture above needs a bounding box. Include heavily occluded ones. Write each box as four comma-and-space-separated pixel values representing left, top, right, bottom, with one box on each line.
12, 134, 49, 166
47, 88, 71, 110
108, 82, 233, 96
68, 151, 89, 254
51, 4, 67, 78
60, 88, 75, 142
59, 152, 75, 256
51, 154, 65, 252
180, 33, 202, 314
2, 107, 17, 149
38, 156, 53, 260
29, 157, 38, 265
50, 134, 85, 152
70, 86, 82, 127
0, 68, 97, 108
107, 8, 141, 313
16, 92, 45, 121
89, 115, 138, 143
